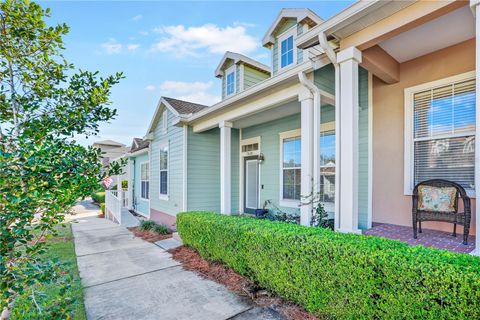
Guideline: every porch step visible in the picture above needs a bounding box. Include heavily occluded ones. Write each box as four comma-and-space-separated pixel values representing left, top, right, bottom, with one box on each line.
155, 237, 182, 250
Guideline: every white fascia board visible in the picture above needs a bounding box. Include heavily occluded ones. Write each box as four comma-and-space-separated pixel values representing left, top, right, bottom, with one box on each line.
215, 51, 271, 78
296, 0, 383, 49
262, 8, 324, 47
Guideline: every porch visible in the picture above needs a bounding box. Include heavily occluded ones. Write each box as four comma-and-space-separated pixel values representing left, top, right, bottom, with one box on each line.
364, 223, 476, 254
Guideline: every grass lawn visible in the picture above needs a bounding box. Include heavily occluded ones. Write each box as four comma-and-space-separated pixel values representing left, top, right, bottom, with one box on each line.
11, 223, 86, 320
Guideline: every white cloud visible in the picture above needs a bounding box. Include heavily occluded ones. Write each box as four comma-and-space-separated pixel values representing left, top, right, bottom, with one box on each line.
127, 44, 140, 51
101, 38, 122, 55
139, 31, 149, 36
132, 14, 143, 22
159, 80, 213, 94
150, 23, 258, 57
145, 80, 220, 106
176, 92, 220, 106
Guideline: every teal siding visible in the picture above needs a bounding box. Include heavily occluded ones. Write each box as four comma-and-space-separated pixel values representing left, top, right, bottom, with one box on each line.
235, 64, 240, 93
130, 152, 149, 216
243, 66, 269, 90
314, 64, 335, 95
358, 67, 369, 229
272, 41, 278, 75
187, 127, 221, 212
231, 129, 240, 214
297, 23, 303, 64
150, 108, 184, 216
242, 114, 301, 215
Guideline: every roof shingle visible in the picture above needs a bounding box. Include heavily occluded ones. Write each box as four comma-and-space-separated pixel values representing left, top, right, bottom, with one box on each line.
163, 97, 209, 115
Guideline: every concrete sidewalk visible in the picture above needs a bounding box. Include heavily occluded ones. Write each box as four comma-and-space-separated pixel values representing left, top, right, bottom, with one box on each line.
71, 216, 282, 320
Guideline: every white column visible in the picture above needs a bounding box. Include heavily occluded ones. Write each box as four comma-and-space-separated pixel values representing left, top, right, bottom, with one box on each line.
470, 0, 480, 255
337, 47, 362, 234
220, 121, 232, 214
299, 89, 314, 226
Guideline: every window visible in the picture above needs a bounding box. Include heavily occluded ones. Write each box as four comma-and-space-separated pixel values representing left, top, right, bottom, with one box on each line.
320, 130, 336, 204
161, 110, 167, 133
226, 66, 235, 96
159, 145, 168, 197
281, 131, 301, 203
140, 162, 149, 200
405, 73, 475, 194
280, 35, 294, 68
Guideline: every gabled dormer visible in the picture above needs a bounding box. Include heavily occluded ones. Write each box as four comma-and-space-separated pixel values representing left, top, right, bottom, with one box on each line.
215, 51, 271, 100
262, 9, 323, 76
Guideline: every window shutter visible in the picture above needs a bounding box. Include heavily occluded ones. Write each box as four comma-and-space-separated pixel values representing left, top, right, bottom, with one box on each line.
413, 78, 475, 190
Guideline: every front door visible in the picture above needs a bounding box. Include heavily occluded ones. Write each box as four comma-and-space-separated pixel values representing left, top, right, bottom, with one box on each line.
244, 157, 259, 214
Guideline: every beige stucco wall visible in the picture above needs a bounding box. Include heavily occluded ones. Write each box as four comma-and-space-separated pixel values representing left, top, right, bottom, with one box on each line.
372, 39, 476, 234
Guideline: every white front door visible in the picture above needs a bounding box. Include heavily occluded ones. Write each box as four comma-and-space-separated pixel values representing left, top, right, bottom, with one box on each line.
244, 157, 259, 214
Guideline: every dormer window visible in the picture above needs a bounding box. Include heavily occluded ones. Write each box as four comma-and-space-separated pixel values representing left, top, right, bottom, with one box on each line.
278, 27, 296, 70
226, 65, 235, 96
281, 36, 294, 68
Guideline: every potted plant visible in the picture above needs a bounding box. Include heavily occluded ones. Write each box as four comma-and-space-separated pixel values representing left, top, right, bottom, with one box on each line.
255, 200, 270, 218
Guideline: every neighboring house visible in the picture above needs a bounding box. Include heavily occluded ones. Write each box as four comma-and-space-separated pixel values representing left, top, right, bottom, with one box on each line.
92, 139, 129, 169
108, 2, 480, 253
126, 138, 150, 216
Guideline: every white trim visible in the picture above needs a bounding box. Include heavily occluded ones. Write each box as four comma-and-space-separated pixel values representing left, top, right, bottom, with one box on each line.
403, 71, 476, 196
182, 125, 188, 211
225, 64, 236, 96
139, 160, 150, 201
279, 129, 301, 208
146, 97, 180, 135
240, 135, 262, 213
278, 27, 297, 71
367, 72, 373, 229
161, 109, 168, 134
158, 140, 169, 201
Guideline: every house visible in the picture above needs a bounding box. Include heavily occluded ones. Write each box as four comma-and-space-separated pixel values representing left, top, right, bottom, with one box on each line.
92, 139, 129, 169
108, 2, 480, 253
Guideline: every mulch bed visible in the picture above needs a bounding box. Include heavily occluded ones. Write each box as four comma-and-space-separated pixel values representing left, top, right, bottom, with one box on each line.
169, 246, 319, 320
128, 226, 172, 242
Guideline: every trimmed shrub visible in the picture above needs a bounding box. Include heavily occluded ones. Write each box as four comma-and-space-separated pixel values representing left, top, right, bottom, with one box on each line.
100, 203, 105, 214
139, 220, 156, 231
177, 211, 480, 319
121, 180, 128, 189
91, 191, 105, 203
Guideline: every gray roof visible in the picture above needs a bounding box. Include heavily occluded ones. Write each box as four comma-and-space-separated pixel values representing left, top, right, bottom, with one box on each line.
163, 97, 209, 115
93, 139, 126, 147
130, 138, 149, 153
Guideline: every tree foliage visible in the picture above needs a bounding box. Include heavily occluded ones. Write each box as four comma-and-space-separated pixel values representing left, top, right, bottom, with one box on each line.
0, 0, 123, 318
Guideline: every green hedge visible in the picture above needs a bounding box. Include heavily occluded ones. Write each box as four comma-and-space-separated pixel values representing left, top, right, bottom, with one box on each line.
177, 211, 480, 319
100, 203, 105, 214
91, 191, 105, 204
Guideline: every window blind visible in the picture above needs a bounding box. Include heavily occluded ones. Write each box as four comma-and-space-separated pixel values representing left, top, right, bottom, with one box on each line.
413, 78, 475, 190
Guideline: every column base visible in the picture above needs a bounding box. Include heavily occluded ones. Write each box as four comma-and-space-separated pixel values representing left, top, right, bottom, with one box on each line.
337, 228, 362, 234
470, 249, 480, 256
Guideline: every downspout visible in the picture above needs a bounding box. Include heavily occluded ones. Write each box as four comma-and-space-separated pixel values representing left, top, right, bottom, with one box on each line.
319, 32, 341, 230
298, 71, 321, 201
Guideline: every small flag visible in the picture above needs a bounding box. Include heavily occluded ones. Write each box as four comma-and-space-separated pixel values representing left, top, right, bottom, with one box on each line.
103, 176, 113, 189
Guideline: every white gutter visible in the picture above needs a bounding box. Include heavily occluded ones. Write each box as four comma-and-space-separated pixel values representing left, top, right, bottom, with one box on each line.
298, 71, 321, 197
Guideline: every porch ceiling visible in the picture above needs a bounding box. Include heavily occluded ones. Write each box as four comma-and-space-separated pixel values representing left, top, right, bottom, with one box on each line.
378, 6, 474, 63
232, 100, 300, 129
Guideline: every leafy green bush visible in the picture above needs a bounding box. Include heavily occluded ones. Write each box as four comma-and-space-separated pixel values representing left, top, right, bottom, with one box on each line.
91, 191, 105, 203
100, 203, 105, 214
152, 224, 169, 235
178, 211, 480, 319
139, 220, 156, 231
121, 180, 128, 189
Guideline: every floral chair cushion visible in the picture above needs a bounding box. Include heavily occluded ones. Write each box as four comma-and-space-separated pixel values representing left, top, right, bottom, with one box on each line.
418, 185, 456, 213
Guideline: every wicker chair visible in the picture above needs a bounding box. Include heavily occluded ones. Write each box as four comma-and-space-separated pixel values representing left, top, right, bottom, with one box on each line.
412, 179, 471, 245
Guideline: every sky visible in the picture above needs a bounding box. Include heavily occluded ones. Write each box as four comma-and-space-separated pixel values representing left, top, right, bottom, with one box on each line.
42, 1, 354, 146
